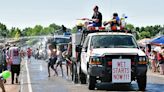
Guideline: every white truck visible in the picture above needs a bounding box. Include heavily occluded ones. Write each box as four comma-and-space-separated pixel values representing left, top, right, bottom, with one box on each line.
71, 29, 147, 91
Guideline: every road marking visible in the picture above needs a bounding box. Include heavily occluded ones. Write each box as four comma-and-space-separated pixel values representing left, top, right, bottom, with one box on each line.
25, 59, 33, 92
20, 63, 24, 92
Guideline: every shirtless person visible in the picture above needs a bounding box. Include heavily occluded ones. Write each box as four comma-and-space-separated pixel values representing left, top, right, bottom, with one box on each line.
47, 44, 58, 77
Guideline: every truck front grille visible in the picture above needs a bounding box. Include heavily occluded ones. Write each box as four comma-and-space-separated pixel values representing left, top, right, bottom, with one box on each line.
103, 55, 138, 67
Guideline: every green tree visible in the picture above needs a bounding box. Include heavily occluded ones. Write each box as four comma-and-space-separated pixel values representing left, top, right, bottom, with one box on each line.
140, 27, 145, 32
135, 27, 140, 32
49, 23, 61, 33
41, 27, 54, 35
8, 27, 21, 38
9, 27, 16, 38
140, 31, 151, 39
15, 31, 20, 40
0, 23, 8, 38
71, 26, 77, 33
24, 27, 33, 36
31, 25, 43, 36
126, 24, 134, 30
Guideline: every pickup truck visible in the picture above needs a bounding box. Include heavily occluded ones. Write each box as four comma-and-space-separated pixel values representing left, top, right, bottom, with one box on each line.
72, 31, 147, 91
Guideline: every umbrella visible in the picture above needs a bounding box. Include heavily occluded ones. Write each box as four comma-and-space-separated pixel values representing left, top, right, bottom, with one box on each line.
150, 36, 164, 46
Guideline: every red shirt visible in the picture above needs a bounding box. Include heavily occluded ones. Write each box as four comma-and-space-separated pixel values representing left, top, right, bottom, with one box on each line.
157, 53, 164, 61
27, 48, 32, 56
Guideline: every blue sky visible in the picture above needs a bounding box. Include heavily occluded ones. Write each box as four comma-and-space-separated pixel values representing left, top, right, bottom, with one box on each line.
0, 0, 164, 29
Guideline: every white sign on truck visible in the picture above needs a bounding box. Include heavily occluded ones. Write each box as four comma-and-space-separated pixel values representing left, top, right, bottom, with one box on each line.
112, 59, 131, 83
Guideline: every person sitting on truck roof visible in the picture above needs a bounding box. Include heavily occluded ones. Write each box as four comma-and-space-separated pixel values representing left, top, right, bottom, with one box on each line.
104, 13, 121, 31
85, 5, 102, 28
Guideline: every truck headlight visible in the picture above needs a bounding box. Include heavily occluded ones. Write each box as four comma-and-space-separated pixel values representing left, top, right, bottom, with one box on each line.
89, 56, 102, 65
138, 56, 147, 64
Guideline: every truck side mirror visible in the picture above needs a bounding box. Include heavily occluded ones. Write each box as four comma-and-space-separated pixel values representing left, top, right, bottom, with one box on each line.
84, 47, 88, 52
81, 47, 88, 52
76, 45, 82, 52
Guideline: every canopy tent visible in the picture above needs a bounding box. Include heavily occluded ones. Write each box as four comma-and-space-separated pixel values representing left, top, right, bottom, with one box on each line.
137, 38, 151, 46
150, 36, 164, 46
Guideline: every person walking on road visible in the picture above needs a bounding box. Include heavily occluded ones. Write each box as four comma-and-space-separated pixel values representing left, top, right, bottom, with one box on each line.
27, 47, 32, 63
62, 43, 72, 78
55, 45, 64, 77
47, 44, 58, 77
6, 47, 11, 71
20, 49, 25, 61
8, 45, 21, 84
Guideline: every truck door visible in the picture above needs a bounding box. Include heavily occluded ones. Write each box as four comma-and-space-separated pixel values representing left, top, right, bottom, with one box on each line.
81, 36, 90, 72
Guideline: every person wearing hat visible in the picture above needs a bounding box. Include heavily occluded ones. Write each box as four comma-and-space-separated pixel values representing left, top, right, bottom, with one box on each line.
85, 5, 102, 28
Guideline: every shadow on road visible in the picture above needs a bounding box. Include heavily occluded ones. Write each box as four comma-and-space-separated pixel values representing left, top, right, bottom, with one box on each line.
95, 83, 137, 91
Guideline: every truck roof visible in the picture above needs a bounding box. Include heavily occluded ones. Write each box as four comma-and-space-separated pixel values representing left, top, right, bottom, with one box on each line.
54, 35, 71, 39
87, 32, 134, 37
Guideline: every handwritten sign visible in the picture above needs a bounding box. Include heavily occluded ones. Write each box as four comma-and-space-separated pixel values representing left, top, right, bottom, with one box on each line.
112, 59, 131, 83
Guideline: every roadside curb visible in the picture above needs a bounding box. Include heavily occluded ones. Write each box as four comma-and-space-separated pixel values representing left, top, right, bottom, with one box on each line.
19, 59, 27, 92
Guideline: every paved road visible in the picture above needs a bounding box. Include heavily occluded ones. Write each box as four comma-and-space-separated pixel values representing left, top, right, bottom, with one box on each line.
20, 57, 164, 92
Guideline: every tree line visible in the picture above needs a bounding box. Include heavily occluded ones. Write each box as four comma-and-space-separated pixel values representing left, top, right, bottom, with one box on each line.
0, 22, 163, 40
126, 24, 164, 40
0, 23, 62, 38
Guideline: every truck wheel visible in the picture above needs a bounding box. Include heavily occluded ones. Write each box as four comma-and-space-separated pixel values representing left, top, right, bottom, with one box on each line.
79, 67, 86, 84
88, 76, 96, 90
137, 75, 147, 91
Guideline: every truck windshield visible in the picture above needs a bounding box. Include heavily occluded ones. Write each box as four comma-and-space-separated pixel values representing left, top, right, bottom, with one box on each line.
91, 35, 138, 48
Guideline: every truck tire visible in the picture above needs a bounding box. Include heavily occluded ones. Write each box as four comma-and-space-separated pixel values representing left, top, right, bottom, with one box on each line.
79, 67, 87, 84
137, 75, 147, 91
88, 76, 96, 90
